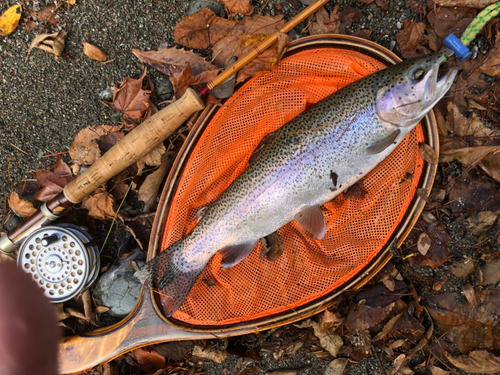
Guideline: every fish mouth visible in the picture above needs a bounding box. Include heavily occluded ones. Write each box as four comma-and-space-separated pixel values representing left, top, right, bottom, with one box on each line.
424, 56, 458, 107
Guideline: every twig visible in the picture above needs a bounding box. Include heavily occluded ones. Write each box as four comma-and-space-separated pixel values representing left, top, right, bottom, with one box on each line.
10, 143, 29, 155
41, 150, 69, 158
370, 343, 387, 375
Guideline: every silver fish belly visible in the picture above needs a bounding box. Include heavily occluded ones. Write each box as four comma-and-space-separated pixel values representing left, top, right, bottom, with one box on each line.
139, 52, 457, 317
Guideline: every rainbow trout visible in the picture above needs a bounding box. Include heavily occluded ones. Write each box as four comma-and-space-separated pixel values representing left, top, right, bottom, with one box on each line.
138, 52, 457, 316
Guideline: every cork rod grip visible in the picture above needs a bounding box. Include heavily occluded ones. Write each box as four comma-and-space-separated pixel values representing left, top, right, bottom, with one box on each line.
64, 88, 205, 204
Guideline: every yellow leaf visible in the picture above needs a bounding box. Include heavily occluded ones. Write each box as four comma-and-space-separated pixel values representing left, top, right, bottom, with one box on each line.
0, 5, 22, 37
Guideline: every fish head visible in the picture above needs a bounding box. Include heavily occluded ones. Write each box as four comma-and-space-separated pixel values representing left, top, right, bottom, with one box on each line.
375, 52, 458, 128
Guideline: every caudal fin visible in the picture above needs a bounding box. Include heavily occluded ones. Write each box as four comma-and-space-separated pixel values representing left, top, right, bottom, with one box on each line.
135, 242, 203, 317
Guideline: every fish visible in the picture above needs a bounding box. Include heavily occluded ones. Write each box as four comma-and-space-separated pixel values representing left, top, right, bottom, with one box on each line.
137, 52, 457, 317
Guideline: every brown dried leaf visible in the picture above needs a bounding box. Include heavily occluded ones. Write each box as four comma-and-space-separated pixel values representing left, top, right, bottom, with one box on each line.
8, 192, 36, 218
373, 313, 403, 341
309, 6, 341, 35
121, 212, 155, 251
482, 259, 500, 285
34, 157, 74, 202
29, 4, 57, 26
66, 307, 88, 322
173, 8, 237, 49
212, 14, 286, 67
82, 41, 107, 62
345, 303, 394, 332
138, 151, 174, 212
170, 62, 220, 98
436, 0, 497, 7
451, 259, 475, 278
82, 186, 116, 220
419, 143, 438, 164
27, 30, 66, 61
236, 31, 289, 82
69, 125, 121, 165
343, 183, 367, 200
192, 344, 228, 363
417, 233, 431, 255
104, 70, 152, 128
324, 358, 350, 375
220, 0, 254, 16
82, 289, 96, 326
396, 20, 429, 59
466, 210, 498, 236
427, 7, 477, 40
478, 45, 500, 77
137, 143, 166, 176
95, 305, 110, 314
427, 290, 500, 353
445, 350, 500, 373
134, 348, 166, 373
260, 231, 284, 262
440, 146, 500, 166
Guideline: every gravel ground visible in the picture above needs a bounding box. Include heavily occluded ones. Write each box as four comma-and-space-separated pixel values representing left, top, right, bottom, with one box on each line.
0, 0, 415, 374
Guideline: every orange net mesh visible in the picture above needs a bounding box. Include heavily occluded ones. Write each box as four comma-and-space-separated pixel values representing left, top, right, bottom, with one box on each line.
159, 48, 424, 325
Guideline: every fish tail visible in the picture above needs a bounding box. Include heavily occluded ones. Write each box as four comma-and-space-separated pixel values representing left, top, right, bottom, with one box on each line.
135, 241, 203, 317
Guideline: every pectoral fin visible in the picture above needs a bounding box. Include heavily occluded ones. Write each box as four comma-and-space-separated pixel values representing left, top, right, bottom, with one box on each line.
219, 240, 259, 268
294, 206, 326, 240
366, 129, 401, 155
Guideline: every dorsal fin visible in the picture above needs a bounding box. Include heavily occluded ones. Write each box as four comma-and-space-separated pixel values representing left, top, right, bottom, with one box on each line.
219, 240, 259, 268
294, 205, 326, 240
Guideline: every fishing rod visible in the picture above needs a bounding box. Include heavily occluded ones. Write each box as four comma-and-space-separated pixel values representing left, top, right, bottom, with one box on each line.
0, 0, 330, 301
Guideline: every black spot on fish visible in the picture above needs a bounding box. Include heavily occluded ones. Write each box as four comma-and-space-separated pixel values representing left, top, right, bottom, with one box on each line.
330, 171, 338, 187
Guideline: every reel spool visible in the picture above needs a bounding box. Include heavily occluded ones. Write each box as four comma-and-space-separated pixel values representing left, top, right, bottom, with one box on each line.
17, 224, 100, 303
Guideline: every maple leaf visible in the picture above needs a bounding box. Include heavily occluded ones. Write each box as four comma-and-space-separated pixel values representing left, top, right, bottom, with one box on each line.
8, 192, 37, 218
133, 48, 220, 98
309, 6, 341, 36
82, 186, 116, 221
33, 157, 74, 202
171, 62, 220, 97
396, 20, 430, 58
103, 70, 152, 129
219, 0, 254, 17
211, 14, 286, 67
173, 8, 237, 49
69, 125, 122, 165
236, 31, 290, 82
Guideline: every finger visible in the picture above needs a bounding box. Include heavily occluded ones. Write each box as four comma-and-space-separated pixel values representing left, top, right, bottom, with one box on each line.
0, 262, 59, 375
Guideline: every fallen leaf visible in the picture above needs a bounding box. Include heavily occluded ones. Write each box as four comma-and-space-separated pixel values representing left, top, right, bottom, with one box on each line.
396, 20, 429, 59
155, 341, 192, 361
211, 14, 286, 67
338, 8, 363, 33
27, 30, 67, 61
427, 290, 500, 353
265, 370, 304, 375
351, 29, 372, 39
82, 289, 96, 326
137, 143, 166, 175
445, 350, 500, 373
29, 4, 57, 28
376, 0, 390, 8
482, 259, 500, 285
309, 6, 341, 35
95, 305, 110, 314
419, 143, 438, 164
479, 45, 500, 77
134, 348, 166, 373
324, 358, 350, 375
417, 233, 431, 256
34, 157, 74, 202
451, 259, 475, 278
440, 146, 500, 166
138, 151, 174, 212
8, 192, 36, 218
466, 211, 498, 236
343, 183, 367, 200
173, 8, 237, 49
170, 62, 220, 97
66, 307, 88, 322
295, 312, 344, 356
236, 31, 289, 82
428, 366, 452, 375
69, 125, 122, 165
373, 313, 403, 341
104, 70, 152, 128
82, 186, 116, 220
260, 231, 284, 261
192, 344, 228, 363
427, 7, 477, 40
436, 0, 497, 7
344, 304, 394, 332
220, 0, 254, 17
355, 281, 408, 308
82, 41, 107, 62
0, 4, 22, 36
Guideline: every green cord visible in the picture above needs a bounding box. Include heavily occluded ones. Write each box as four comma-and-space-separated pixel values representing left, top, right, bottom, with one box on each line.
460, 1, 500, 46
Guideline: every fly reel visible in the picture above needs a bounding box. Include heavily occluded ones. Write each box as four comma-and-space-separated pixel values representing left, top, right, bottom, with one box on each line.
17, 224, 100, 303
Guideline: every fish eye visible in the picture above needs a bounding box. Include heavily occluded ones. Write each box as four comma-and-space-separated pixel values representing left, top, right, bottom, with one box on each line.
410, 67, 426, 83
